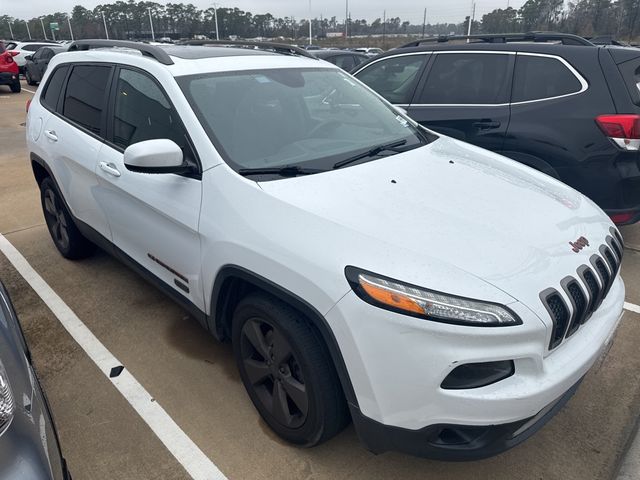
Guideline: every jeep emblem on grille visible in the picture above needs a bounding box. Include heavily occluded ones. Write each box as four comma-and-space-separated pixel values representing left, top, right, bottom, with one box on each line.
569, 236, 590, 253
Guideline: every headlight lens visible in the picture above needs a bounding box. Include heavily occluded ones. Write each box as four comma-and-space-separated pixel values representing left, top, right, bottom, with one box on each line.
0, 361, 15, 433
346, 267, 521, 326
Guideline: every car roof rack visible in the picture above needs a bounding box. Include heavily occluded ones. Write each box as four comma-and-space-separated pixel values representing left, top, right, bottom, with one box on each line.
67, 39, 174, 65
178, 40, 318, 59
400, 32, 595, 48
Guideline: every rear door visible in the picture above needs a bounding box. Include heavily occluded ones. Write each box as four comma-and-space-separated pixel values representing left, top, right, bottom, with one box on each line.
353, 53, 430, 107
407, 51, 513, 152
94, 66, 205, 310
41, 63, 113, 239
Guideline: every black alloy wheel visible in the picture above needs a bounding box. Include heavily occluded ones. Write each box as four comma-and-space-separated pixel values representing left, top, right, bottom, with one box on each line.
43, 186, 70, 252
240, 317, 309, 428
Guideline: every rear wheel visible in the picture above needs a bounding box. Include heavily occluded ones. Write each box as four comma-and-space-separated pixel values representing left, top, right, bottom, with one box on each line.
25, 69, 36, 86
40, 177, 94, 259
232, 293, 349, 446
10, 80, 20, 93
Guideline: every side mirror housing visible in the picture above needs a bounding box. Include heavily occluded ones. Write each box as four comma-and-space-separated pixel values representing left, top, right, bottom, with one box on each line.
123, 139, 189, 174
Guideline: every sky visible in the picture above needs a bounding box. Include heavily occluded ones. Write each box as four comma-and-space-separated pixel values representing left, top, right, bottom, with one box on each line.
2, 0, 526, 25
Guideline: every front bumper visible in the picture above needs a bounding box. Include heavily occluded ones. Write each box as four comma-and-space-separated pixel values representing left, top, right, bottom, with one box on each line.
0, 72, 18, 85
350, 378, 581, 460
326, 275, 624, 458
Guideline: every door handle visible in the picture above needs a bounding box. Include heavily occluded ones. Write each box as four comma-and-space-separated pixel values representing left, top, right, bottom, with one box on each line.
99, 161, 121, 177
43, 130, 58, 142
472, 121, 501, 130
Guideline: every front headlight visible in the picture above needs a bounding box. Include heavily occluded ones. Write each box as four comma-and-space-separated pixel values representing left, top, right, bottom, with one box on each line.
345, 267, 521, 326
0, 360, 15, 433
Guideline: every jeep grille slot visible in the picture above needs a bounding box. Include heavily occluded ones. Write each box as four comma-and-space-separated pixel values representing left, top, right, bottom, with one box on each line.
565, 281, 587, 337
542, 291, 570, 350
541, 240, 622, 351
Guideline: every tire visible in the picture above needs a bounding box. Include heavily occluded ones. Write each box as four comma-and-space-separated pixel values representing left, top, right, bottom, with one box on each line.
25, 70, 36, 86
232, 292, 349, 446
10, 80, 20, 93
39, 177, 94, 259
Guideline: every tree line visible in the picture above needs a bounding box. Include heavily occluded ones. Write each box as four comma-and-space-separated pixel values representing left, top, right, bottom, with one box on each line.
0, 0, 638, 43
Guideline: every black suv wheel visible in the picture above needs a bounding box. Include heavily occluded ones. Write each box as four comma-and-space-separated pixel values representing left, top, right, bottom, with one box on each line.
232, 292, 349, 446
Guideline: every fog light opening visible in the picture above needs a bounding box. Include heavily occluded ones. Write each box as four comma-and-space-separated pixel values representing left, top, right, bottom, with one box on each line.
441, 360, 515, 390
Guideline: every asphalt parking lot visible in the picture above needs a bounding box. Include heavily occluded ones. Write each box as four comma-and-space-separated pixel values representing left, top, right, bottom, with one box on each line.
1, 80, 640, 480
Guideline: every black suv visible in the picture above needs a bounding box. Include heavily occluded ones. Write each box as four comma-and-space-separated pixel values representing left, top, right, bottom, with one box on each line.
352, 33, 640, 225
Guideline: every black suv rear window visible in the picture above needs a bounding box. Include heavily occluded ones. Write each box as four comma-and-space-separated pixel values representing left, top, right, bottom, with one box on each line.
419, 53, 511, 105
62, 65, 111, 134
42, 66, 69, 111
512, 55, 582, 102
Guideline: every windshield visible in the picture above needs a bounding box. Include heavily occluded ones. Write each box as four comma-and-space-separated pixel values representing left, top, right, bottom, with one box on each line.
177, 67, 433, 177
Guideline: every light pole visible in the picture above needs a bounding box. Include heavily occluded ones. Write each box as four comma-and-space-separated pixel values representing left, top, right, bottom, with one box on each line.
345, 0, 348, 38
148, 7, 155, 41
102, 11, 109, 39
7, 21, 13, 39
25, 20, 31, 39
213, 4, 220, 40
466, 1, 476, 40
308, 0, 312, 44
40, 18, 48, 40
67, 16, 74, 41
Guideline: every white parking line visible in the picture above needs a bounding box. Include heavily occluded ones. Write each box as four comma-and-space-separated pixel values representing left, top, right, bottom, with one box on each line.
624, 302, 640, 315
0, 234, 227, 480
22, 87, 36, 94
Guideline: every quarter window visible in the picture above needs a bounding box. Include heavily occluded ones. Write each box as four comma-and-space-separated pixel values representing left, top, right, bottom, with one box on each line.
512, 55, 582, 102
62, 65, 111, 134
113, 68, 192, 157
42, 65, 69, 111
356, 55, 427, 104
419, 53, 511, 105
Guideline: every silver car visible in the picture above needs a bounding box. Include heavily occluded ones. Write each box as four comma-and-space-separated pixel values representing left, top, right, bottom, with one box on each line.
0, 282, 69, 479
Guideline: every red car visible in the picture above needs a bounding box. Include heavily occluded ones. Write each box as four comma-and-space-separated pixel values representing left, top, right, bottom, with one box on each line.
0, 43, 20, 93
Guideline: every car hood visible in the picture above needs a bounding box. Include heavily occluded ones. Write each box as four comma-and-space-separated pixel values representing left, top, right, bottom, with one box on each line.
257, 137, 617, 319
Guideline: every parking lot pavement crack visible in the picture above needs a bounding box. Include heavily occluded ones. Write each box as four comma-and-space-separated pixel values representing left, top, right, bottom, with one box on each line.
2, 222, 45, 236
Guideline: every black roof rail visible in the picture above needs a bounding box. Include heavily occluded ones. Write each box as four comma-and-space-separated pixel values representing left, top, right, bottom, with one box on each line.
178, 39, 318, 59
67, 39, 174, 65
400, 32, 595, 48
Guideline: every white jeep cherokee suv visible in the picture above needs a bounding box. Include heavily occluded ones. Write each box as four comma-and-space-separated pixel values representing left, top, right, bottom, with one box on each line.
26, 39, 625, 460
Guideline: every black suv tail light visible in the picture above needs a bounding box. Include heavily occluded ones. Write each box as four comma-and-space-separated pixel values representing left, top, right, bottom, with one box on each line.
595, 114, 640, 151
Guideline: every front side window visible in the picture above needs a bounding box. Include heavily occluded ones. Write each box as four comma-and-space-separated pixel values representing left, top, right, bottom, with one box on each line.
355, 55, 427, 104
112, 68, 190, 156
512, 55, 582, 103
419, 53, 511, 105
42, 65, 69, 111
178, 68, 432, 176
32, 49, 45, 60
62, 65, 111, 134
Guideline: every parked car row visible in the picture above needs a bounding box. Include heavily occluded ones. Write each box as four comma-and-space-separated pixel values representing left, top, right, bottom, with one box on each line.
352, 32, 640, 225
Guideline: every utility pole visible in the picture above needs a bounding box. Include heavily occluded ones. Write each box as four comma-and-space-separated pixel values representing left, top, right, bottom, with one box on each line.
308, 0, 312, 44
345, 0, 348, 38
25, 21, 31, 40
40, 18, 47, 40
148, 7, 155, 41
102, 11, 109, 39
383, 10, 386, 48
422, 8, 427, 37
7, 21, 13, 39
213, 3, 220, 40
67, 16, 74, 41
466, 1, 475, 40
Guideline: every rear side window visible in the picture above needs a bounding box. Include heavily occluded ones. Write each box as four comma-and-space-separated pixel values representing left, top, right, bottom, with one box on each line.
333, 55, 356, 71
42, 65, 69, 111
356, 54, 427, 104
512, 55, 582, 103
419, 53, 511, 105
62, 65, 111, 134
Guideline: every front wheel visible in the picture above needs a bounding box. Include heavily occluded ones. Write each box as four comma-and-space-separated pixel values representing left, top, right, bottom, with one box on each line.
232, 293, 349, 446
25, 70, 36, 86
10, 80, 20, 93
40, 177, 94, 259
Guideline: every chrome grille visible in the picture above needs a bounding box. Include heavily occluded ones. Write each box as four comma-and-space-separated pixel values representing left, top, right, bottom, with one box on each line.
541, 230, 623, 350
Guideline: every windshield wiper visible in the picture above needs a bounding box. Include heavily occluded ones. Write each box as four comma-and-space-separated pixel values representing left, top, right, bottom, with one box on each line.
333, 139, 408, 169
237, 165, 327, 177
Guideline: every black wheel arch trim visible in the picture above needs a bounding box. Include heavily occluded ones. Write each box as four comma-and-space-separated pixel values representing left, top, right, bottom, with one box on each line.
210, 264, 359, 407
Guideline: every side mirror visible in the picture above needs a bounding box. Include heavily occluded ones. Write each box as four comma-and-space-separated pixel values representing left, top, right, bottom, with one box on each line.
24, 55, 32, 61
123, 139, 188, 174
